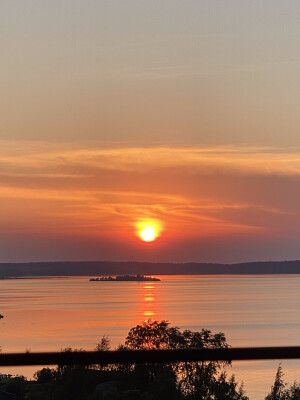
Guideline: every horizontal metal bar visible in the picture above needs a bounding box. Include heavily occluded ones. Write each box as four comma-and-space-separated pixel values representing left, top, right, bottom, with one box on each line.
1, 347, 300, 367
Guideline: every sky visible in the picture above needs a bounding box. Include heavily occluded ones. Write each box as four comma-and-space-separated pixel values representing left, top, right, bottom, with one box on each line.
1, 1, 300, 263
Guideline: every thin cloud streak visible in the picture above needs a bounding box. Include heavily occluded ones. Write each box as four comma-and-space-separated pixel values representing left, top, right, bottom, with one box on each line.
2, 144, 300, 176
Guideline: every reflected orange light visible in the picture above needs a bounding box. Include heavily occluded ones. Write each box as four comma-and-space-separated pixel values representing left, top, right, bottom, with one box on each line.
140, 279, 161, 319
145, 297, 154, 301
144, 311, 154, 317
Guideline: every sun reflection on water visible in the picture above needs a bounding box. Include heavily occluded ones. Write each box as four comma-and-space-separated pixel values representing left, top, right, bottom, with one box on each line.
141, 283, 160, 318
144, 311, 154, 317
145, 296, 154, 301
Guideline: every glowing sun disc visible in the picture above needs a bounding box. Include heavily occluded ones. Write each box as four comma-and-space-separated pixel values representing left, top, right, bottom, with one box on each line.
134, 219, 162, 242
141, 226, 156, 242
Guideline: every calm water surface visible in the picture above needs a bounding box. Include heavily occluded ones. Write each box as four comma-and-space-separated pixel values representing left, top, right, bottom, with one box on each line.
1, 274, 300, 399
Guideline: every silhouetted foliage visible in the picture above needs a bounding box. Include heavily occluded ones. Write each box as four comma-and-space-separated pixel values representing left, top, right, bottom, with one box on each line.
0, 320, 249, 400
265, 364, 300, 400
95, 335, 111, 352
122, 320, 248, 400
1, 375, 26, 399
33, 368, 54, 385
265, 365, 286, 400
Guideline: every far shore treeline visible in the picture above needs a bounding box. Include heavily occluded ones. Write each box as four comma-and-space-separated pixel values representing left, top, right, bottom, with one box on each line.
1, 260, 300, 277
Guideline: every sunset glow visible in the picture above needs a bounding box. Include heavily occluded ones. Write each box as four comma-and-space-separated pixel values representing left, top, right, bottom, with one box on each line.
1, 1, 300, 264
141, 283, 159, 319
141, 227, 156, 242
135, 220, 162, 242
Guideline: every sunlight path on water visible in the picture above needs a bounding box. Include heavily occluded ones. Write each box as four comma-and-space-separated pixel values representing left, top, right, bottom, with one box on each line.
1, 275, 300, 399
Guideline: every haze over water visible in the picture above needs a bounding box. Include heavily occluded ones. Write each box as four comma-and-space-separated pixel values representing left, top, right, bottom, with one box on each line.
1, 274, 300, 399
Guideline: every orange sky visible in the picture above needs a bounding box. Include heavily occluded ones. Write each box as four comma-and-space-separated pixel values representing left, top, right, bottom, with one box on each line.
1, 141, 300, 262
1, 2, 300, 262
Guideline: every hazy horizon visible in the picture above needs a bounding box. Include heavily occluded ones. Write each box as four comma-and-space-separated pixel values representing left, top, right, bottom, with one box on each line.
2, 258, 300, 265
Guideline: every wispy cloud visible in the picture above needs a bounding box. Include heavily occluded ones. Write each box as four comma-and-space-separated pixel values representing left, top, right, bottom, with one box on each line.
0, 141, 299, 243
2, 142, 300, 176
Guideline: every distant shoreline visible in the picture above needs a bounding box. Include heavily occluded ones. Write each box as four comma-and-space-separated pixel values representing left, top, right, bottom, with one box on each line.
1, 274, 300, 281
0, 276, 69, 280
0, 260, 300, 277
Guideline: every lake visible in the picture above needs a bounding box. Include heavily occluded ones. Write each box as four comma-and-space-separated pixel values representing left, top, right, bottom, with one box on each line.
1, 274, 300, 399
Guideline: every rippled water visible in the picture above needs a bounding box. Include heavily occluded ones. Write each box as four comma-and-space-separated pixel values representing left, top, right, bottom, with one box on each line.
1, 275, 300, 399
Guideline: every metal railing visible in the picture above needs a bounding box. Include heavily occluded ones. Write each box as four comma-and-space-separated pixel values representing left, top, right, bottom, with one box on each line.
1, 347, 300, 366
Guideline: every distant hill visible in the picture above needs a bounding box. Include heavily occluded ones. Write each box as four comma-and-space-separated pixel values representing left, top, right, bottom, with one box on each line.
0, 260, 300, 277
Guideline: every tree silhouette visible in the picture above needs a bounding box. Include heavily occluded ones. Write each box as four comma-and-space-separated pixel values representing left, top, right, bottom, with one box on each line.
123, 319, 248, 400
265, 365, 285, 400
265, 364, 300, 400
2, 320, 250, 400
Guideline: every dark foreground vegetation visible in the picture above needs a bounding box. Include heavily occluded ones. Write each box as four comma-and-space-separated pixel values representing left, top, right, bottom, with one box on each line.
0, 321, 298, 400
265, 365, 300, 400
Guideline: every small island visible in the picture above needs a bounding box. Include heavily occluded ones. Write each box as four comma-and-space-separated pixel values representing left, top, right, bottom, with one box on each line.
89, 274, 160, 282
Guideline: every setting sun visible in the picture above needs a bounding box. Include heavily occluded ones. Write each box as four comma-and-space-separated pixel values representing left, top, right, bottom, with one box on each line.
135, 219, 162, 242
141, 226, 156, 242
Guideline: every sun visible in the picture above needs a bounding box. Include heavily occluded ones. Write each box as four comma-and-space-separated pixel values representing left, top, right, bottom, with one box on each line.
135, 219, 162, 242
141, 226, 156, 242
